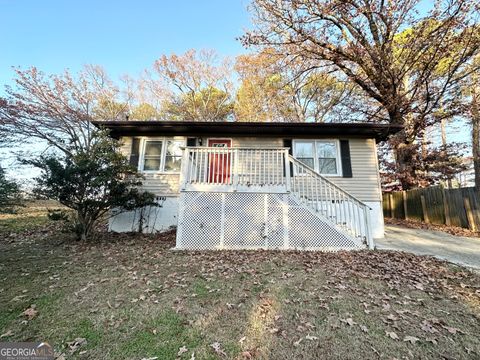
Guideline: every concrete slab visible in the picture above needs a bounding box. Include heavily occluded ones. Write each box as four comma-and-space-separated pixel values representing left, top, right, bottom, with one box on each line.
376, 225, 480, 271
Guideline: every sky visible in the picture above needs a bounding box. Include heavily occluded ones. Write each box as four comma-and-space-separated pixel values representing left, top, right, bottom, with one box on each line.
0, 0, 252, 179
0, 0, 251, 89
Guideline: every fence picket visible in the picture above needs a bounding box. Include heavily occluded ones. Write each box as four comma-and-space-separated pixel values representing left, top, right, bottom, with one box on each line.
383, 185, 480, 231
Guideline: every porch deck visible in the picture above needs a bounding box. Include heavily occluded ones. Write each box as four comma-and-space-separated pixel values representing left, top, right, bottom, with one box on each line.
176, 147, 373, 251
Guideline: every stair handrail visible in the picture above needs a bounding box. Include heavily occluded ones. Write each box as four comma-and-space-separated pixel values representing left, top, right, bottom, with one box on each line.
288, 155, 370, 209
288, 155, 373, 248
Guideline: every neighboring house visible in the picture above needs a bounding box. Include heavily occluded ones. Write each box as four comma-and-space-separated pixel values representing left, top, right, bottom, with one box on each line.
95, 121, 402, 251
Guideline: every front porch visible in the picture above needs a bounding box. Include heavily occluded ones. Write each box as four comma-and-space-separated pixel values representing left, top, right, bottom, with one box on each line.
176, 147, 373, 251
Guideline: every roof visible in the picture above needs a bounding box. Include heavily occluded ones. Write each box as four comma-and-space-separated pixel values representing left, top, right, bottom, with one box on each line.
93, 120, 403, 142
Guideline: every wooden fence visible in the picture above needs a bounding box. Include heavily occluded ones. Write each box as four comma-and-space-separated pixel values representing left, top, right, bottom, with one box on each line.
383, 186, 480, 231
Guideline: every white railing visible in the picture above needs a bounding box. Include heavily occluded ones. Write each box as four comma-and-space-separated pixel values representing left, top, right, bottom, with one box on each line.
179, 146, 372, 247
181, 147, 290, 192
288, 155, 372, 248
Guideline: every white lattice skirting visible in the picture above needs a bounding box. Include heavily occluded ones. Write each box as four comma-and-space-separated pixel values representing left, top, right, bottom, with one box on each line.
176, 192, 365, 251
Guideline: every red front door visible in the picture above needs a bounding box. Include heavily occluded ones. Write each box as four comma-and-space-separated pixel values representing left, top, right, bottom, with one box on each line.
208, 139, 231, 183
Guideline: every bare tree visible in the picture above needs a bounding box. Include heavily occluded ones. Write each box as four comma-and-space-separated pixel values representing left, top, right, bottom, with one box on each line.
0, 65, 130, 155
242, 0, 480, 188
146, 49, 234, 121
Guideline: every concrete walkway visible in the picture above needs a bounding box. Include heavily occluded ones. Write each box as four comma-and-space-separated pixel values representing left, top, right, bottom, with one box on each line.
376, 225, 480, 271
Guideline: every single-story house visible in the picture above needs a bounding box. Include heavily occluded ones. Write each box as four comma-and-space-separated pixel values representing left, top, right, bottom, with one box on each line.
95, 121, 402, 251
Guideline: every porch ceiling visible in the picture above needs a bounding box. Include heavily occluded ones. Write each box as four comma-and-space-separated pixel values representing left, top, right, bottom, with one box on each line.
92, 121, 403, 142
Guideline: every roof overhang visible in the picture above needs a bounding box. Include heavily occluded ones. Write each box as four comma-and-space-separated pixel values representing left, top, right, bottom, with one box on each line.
92, 121, 403, 142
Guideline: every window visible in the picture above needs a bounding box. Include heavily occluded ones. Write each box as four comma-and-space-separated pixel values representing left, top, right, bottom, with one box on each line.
164, 140, 183, 172
141, 138, 184, 172
317, 141, 337, 174
294, 141, 315, 169
143, 140, 163, 171
293, 140, 341, 175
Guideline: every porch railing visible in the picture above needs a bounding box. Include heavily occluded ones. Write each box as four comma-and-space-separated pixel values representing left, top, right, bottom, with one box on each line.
180, 147, 290, 192
180, 146, 372, 247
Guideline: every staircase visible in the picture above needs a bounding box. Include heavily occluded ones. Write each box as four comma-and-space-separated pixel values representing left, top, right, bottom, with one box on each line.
175, 147, 372, 251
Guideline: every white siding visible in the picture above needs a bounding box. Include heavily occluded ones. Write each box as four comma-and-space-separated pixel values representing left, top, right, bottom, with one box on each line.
328, 138, 381, 202
119, 136, 381, 202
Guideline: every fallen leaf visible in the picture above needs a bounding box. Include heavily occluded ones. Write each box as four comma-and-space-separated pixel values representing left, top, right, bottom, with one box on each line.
54, 353, 66, 360
23, 305, 38, 320
241, 351, 253, 359
386, 314, 399, 322
414, 283, 424, 290
11, 295, 27, 302
340, 318, 356, 326
443, 326, 462, 334
359, 325, 368, 333
386, 331, 399, 340
421, 320, 438, 334
0, 330, 13, 338
403, 336, 420, 344
210, 342, 226, 356
305, 335, 318, 341
293, 338, 303, 347
177, 346, 188, 357
67, 338, 87, 353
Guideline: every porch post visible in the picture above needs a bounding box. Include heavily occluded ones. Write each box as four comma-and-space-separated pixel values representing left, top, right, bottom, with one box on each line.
179, 147, 190, 191
282, 194, 289, 249
365, 207, 374, 249
176, 194, 185, 249
284, 149, 291, 192
232, 148, 239, 191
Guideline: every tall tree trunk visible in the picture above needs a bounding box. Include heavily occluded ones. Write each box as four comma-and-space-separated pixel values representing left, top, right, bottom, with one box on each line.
472, 94, 480, 189
440, 119, 447, 147
391, 109, 417, 190
440, 119, 452, 188
392, 132, 416, 190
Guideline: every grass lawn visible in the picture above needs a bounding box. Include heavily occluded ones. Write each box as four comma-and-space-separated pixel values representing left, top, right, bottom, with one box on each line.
1, 205, 479, 359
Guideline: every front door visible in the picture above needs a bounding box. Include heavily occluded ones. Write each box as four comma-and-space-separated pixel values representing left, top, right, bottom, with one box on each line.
208, 139, 231, 184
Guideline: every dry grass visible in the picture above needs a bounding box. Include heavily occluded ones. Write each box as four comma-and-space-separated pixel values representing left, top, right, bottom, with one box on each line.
0, 204, 479, 359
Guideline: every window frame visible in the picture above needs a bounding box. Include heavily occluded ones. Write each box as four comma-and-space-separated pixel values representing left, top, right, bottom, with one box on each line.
292, 139, 342, 177
139, 137, 185, 174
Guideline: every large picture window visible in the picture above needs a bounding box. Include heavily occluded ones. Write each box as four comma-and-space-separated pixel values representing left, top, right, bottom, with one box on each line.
293, 140, 341, 175
141, 138, 184, 172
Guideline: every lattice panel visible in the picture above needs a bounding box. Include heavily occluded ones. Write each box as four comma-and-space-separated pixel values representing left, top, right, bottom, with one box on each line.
288, 206, 362, 250
224, 193, 265, 248
177, 192, 222, 249
176, 192, 365, 251
266, 194, 287, 249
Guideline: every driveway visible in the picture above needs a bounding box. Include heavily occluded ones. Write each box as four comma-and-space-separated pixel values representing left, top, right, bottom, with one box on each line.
376, 225, 480, 271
